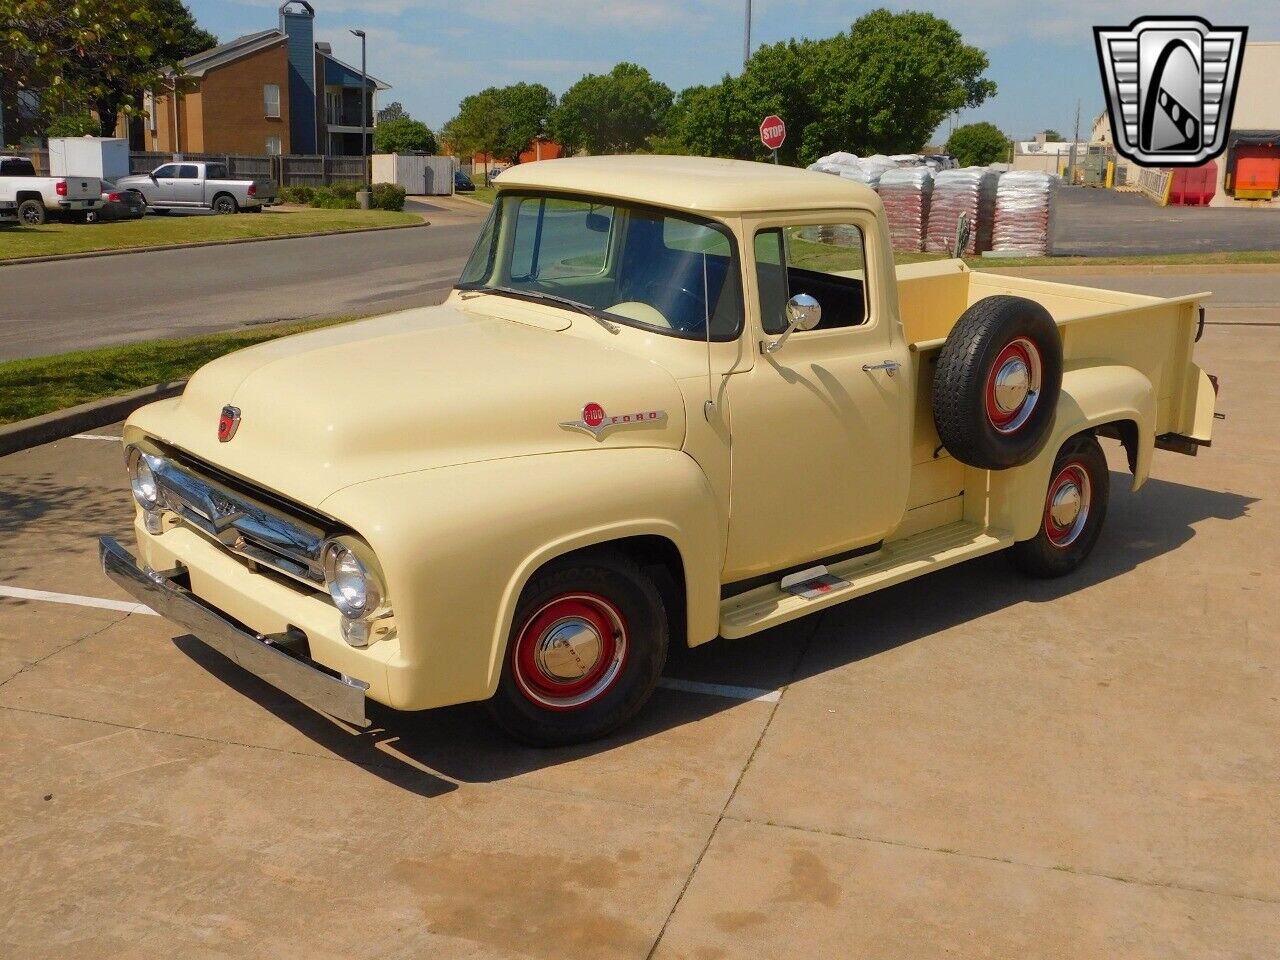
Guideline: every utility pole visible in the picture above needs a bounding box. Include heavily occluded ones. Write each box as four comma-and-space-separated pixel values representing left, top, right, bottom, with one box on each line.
1071, 97, 1081, 183
351, 28, 370, 209
743, 0, 752, 69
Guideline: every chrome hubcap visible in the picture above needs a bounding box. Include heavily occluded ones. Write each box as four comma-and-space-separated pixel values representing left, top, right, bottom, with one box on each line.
1045, 463, 1091, 548
534, 617, 604, 682
993, 357, 1031, 413
1049, 482, 1083, 529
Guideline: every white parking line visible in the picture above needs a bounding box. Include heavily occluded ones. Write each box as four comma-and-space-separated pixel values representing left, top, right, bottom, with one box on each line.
0, 585, 156, 616
0, 586, 785, 704
72, 434, 122, 442
656, 677, 782, 703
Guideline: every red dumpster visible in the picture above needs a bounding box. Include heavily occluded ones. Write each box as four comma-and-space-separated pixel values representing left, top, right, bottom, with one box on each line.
1168, 161, 1217, 206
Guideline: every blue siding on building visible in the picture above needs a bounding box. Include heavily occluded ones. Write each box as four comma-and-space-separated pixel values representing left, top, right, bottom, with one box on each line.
281, 8, 317, 154
322, 56, 374, 88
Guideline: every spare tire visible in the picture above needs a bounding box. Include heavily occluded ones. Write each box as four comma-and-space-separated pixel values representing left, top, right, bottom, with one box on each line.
932, 295, 1062, 470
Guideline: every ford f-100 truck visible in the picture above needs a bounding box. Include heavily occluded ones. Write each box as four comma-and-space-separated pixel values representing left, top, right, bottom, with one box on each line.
100, 156, 1219, 745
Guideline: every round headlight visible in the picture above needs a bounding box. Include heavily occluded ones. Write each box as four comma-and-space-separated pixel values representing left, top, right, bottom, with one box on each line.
322, 539, 385, 620
126, 447, 160, 510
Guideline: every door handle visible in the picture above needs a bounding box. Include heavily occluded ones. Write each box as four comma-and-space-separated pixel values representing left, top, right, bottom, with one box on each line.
862, 360, 902, 377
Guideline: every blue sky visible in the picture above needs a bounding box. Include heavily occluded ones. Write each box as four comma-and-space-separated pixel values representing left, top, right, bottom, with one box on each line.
188, 1, 1278, 145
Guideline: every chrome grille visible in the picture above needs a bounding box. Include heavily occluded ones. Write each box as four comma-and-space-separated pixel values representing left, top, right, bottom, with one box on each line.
149, 454, 327, 589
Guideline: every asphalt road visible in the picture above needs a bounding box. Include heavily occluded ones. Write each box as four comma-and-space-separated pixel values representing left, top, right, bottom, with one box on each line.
0, 200, 486, 362
1053, 186, 1280, 256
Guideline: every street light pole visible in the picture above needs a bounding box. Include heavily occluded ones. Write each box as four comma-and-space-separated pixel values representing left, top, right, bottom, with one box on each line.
350, 28, 370, 209
743, 0, 752, 69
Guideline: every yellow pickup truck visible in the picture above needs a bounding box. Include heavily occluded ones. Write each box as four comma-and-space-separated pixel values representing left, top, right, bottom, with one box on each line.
100, 156, 1218, 745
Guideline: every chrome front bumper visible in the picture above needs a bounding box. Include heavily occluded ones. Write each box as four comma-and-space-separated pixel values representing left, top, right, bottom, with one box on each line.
99, 536, 370, 727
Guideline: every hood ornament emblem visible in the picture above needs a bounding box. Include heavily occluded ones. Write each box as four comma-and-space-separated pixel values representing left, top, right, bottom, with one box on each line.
560, 402, 667, 441
218, 405, 241, 442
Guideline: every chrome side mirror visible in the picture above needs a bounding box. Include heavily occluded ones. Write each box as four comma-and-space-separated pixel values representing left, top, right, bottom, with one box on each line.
766, 293, 822, 353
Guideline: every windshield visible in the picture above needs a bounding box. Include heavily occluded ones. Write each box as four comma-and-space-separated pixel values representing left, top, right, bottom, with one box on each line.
457, 193, 743, 341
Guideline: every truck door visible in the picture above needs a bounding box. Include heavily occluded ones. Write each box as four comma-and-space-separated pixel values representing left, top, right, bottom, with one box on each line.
173, 164, 203, 206
723, 217, 914, 581
150, 164, 180, 204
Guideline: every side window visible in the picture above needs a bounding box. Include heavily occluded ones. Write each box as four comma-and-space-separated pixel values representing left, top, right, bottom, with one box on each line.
178, 164, 200, 179
153, 164, 177, 179
205, 163, 228, 179
755, 224, 870, 334
264, 83, 281, 119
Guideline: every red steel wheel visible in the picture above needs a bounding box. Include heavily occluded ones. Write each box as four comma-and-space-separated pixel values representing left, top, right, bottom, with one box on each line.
510, 593, 628, 712
984, 336, 1043, 434
1043, 461, 1092, 548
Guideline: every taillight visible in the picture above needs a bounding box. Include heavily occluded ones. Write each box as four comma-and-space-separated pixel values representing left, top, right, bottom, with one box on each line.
107, 192, 121, 202
55, 180, 67, 196
247, 183, 256, 197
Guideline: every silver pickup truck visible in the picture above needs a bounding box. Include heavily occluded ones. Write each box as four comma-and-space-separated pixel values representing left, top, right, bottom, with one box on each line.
116, 161, 278, 214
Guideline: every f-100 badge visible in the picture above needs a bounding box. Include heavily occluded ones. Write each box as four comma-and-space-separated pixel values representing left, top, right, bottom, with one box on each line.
560, 402, 667, 440
1094, 16, 1247, 167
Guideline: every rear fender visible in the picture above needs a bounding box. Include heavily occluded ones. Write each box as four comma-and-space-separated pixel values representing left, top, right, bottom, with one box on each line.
319, 448, 722, 710
984, 365, 1154, 542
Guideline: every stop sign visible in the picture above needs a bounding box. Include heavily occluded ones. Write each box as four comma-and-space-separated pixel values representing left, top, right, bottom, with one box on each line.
759, 115, 786, 151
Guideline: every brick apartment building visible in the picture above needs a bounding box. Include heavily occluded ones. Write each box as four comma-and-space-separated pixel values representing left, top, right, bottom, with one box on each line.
137, 1, 388, 157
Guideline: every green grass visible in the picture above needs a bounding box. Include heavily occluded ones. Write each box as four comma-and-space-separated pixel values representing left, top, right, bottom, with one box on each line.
0, 208, 421, 262
468, 184, 497, 204
0, 316, 363, 425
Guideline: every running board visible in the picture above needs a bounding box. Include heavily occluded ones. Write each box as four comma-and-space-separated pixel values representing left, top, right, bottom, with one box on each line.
719, 521, 1014, 639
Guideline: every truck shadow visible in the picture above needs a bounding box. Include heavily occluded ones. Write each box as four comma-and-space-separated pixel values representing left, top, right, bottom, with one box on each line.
173, 471, 1254, 796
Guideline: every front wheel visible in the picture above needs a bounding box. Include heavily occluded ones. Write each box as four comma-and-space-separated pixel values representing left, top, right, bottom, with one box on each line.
1006, 432, 1110, 578
487, 550, 668, 746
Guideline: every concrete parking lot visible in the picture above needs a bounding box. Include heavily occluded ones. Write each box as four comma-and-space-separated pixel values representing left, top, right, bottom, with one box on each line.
1, 276, 1277, 957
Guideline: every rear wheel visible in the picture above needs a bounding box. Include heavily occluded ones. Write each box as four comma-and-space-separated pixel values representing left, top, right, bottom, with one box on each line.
212, 193, 238, 214
17, 199, 46, 225
488, 550, 668, 746
1006, 432, 1110, 578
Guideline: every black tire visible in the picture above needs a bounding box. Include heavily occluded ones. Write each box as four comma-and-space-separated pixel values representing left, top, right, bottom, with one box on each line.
933, 295, 1063, 470
488, 550, 668, 746
17, 199, 46, 226
1006, 432, 1109, 578
212, 193, 238, 214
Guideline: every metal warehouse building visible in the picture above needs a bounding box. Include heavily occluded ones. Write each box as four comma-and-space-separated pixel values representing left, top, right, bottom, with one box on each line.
1213, 40, 1280, 207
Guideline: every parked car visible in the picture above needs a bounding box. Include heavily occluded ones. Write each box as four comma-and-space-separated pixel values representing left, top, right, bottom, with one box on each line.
454, 170, 476, 193
101, 155, 1219, 746
0, 154, 103, 224
0, 200, 16, 227
95, 180, 147, 221
114, 161, 278, 214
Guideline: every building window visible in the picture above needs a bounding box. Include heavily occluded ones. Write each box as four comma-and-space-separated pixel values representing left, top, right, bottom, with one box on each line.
265, 135, 282, 156
264, 83, 281, 119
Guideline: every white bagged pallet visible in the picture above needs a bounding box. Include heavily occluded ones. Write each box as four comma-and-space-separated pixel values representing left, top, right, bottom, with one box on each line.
993, 171, 1056, 256
925, 167, 999, 255
876, 167, 934, 252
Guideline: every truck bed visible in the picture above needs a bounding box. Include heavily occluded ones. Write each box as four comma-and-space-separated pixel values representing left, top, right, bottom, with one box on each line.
895, 259, 1215, 446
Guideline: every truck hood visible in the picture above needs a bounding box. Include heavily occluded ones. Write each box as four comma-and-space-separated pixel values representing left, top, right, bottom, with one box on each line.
132, 304, 687, 509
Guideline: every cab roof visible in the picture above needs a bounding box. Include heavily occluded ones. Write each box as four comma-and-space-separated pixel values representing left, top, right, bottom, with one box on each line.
493, 155, 881, 215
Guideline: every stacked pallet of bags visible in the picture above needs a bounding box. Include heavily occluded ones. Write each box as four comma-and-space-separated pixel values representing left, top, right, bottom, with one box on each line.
808, 153, 899, 189
876, 167, 934, 252
924, 167, 1000, 255
992, 171, 1056, 256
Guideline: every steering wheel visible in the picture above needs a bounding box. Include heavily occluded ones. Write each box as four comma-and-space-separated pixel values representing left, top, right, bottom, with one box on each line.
640, 280, 706, 332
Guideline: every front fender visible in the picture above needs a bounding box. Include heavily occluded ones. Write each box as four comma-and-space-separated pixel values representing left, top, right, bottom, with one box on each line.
319, 448, 722, 711
988, 364, 1155, 542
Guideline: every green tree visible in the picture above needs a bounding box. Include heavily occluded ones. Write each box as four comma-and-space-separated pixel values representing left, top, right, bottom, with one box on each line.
443, 83, 556, 166
373, 116, 437, 154
0, 0, 217, 137
945, 121, 1009, 166
378, 101, 407, 123
550, 62, 673, 154
1040, 129, 1063, 142
47, 111, 101, 137
670, 8, 995, 165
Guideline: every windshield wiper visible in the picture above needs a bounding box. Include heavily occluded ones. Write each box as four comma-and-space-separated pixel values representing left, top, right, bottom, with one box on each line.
459, 286, 619, 334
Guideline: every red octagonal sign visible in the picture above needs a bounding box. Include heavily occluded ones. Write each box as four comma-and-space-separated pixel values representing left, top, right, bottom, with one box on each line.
759, 115, 786, 151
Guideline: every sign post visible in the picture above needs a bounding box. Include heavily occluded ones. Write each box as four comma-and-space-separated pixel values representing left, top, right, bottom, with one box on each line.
759, 114, 786, 163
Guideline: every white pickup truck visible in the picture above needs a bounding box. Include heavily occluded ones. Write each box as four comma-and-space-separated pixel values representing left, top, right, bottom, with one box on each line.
115, 160, 278, 214
0, 155, 102, 225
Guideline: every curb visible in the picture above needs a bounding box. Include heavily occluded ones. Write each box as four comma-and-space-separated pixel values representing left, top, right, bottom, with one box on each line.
0, 217, 428, 268
979, 261, 1280, 276
448, 194, 494, 209
0, 381, 187, 458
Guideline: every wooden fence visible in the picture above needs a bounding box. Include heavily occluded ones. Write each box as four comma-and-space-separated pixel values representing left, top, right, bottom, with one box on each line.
10, 148, 367, 186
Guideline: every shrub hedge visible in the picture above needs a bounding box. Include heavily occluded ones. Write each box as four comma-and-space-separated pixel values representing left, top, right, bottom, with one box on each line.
278, 181, 406, 212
